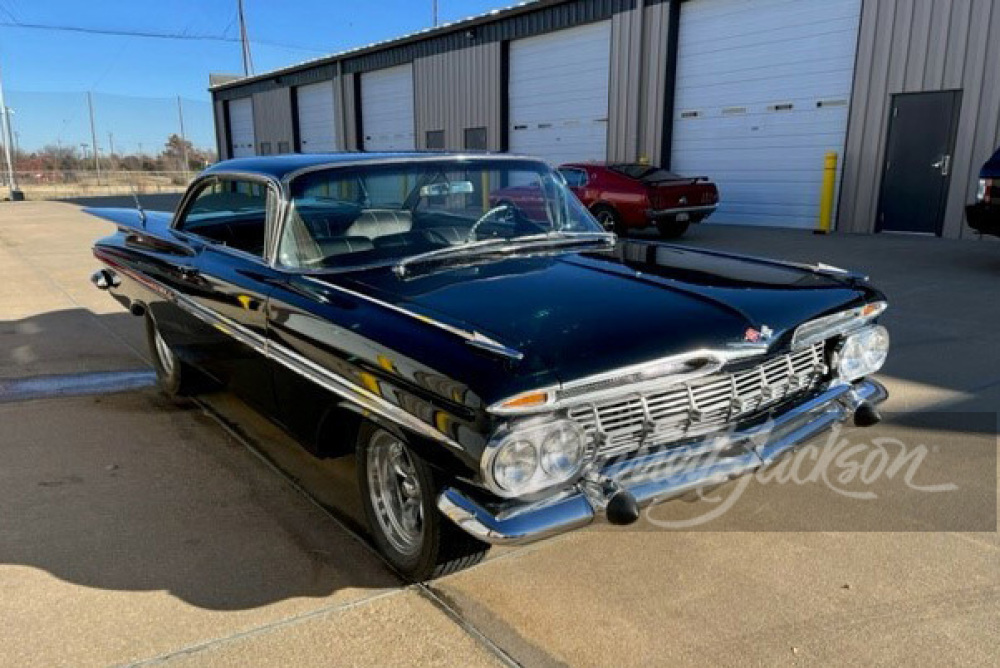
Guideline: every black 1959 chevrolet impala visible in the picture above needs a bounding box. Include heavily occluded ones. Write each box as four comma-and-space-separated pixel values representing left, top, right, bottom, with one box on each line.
89, 153, 889, 580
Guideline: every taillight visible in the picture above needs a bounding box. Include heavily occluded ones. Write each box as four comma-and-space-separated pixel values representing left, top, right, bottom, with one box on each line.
978, 178, 993, 204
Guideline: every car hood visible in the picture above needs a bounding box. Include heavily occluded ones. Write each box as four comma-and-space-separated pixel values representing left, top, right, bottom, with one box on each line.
320, 240, 880, 387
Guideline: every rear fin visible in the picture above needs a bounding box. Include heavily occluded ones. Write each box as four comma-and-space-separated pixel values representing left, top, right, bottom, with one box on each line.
82, 206, 172, 231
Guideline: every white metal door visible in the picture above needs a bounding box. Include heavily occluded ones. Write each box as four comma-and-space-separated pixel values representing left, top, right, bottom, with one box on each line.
228, 97, 255, 158
509, 21, 611, 166
671, 0, 862, 228
361, 64, 415, 151
297, 81, 338, 153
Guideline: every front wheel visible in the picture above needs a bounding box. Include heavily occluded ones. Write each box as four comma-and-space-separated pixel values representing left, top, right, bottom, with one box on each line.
656, 218, 690, 239
357, 423, 489, 581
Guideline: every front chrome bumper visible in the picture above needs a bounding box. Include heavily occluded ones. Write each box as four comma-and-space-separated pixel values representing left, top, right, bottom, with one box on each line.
438, 379, 887, 545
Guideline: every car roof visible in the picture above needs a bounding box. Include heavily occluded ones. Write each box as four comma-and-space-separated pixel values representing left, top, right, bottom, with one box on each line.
204, 152, 546, 181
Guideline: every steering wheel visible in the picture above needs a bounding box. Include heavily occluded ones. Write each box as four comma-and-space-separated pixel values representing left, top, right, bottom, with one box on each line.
466, 202, 522, 242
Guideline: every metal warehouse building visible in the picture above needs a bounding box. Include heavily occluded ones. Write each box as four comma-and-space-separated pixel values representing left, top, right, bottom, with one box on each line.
209, 0, 1000, 239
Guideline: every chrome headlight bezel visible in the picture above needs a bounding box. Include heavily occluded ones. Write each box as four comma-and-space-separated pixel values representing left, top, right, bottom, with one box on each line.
483, 418, 591, 498
834, 325, 890, 382
792, 301, 887, 350
977, 178, 988, 203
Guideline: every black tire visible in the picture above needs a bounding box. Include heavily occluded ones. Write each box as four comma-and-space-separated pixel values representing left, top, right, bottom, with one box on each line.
356, 422, 489, 581
591, 204, 624, 236
145, 314, 210, 399
656, 218, 690, 239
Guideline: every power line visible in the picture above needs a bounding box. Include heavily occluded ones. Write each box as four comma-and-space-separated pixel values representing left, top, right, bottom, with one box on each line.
0, 19, 328, 53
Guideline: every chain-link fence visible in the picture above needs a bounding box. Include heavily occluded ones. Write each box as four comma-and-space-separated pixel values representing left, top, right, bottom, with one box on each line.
4, 170, 193, 199
0, 90, 215, 199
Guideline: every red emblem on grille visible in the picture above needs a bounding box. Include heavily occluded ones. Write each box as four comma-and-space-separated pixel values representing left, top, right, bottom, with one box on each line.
744, 325, 774, 344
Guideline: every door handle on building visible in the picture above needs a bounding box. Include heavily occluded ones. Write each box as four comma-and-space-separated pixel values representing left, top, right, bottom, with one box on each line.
932, 155, 951, 176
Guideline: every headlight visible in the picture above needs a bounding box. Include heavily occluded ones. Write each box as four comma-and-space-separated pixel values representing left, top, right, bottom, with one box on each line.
487, 420, 588, 496
540, 423, 585, 477
493, 440, 538, 491
836, 325, 889, 382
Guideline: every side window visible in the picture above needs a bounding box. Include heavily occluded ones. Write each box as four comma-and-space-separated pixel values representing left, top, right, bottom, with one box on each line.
178, 178, 270, 257
464, 127, 488, 151
426, 130, 445, 150
559, 168, 587, 189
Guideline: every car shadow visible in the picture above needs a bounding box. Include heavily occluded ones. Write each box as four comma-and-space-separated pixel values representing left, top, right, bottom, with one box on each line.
0, 308, 401, 611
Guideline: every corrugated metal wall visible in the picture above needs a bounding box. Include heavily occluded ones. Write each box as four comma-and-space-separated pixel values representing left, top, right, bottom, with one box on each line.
608, 1, 671, 164
413, 42, 503, 151
840, 0, 1000, 238
251, 88, 294, 154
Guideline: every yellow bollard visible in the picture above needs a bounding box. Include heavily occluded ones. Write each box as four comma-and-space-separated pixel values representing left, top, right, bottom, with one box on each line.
816, 151, 838, 234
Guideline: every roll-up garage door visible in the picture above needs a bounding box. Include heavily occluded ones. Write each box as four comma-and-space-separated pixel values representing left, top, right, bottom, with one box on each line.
296, 81, 338, 153
671, 0, 862, 228
509, 21, 611, 166
361, 64, 415, 151
228, 97, 255, 158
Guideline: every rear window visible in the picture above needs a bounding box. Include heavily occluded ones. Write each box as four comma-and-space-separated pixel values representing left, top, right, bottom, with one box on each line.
609, 164, 685, 183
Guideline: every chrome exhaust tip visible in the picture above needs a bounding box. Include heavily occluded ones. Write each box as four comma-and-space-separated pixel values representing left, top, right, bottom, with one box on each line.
90, 269, 120, 290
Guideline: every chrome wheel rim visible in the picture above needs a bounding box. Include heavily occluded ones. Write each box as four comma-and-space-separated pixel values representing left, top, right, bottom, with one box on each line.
153, 327, 176, 377
366, 431, 424, 556
596, 210, 615, 231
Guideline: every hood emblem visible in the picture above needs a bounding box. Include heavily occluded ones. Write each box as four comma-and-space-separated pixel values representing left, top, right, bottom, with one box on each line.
744, 325, 774, 344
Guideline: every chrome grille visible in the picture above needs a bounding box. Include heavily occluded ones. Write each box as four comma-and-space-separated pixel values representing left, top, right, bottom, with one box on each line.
568, 342, 828, 457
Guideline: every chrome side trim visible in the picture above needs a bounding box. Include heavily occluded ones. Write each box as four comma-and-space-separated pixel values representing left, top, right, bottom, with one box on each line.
439, 378, 888, 545
301, 276, 524, 361
791, 301, 887, 349
94, 256, 466, 452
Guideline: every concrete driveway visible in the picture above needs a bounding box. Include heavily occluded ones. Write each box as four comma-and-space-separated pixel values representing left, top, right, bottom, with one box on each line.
0, 201, 996, 666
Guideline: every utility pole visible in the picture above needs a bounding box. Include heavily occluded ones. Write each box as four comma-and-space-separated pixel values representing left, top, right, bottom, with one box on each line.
108, 132, 116, 170
0, 59, 20, 199
177, 96, 190, 175
87, 92, 102, 185
238, 0, 254, 76
432, 0, 438, 26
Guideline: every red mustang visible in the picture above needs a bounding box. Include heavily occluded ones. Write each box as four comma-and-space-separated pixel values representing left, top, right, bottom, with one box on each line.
558, 163, 718, 238
490, 163, 718, 238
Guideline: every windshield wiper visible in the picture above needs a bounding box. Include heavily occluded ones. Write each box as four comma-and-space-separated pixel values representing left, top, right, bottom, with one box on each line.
393, 232, 613, 277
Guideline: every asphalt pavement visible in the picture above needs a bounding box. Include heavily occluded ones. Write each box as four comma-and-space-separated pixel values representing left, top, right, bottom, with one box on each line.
0, 201, 996, 667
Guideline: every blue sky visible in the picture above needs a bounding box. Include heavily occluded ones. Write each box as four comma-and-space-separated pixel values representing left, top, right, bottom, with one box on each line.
0, 0, 513, 152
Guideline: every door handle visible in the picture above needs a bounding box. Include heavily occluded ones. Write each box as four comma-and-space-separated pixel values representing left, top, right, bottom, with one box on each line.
932, 155, 951, 176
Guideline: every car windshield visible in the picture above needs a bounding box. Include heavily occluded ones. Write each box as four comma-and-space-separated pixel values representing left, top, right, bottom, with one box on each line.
278, 158, 606, 270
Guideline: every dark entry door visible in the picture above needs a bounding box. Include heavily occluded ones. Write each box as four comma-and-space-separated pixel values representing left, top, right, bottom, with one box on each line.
878, 90, 962, 235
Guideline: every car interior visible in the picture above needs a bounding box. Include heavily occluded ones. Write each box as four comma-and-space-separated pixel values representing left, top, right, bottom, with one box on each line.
176, 166, 584, 270
277, 168, 556, 269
